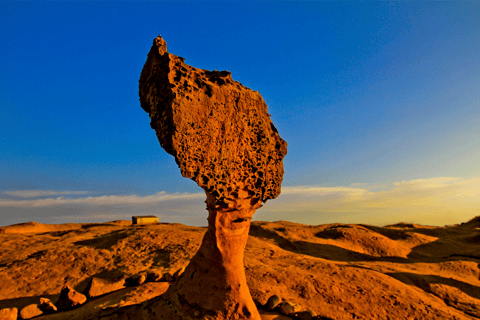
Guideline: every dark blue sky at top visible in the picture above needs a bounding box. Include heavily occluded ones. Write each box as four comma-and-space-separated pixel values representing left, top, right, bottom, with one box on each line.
1, 1, 479, 197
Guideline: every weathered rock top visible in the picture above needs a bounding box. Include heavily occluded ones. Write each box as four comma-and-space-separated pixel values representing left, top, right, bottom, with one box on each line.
139, 35, 287, 208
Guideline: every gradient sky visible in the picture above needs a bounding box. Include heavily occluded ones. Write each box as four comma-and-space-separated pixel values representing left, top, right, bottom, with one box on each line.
1, 2, 479, 227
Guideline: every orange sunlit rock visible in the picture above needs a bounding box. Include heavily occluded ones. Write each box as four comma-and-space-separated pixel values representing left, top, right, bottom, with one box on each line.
138, 35, 287, 319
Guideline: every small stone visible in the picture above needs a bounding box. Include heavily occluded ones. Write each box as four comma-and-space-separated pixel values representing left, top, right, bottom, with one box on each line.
39, 298, 57, 312
147, 271, 163, 282
136, 274, 147, 285
173, 266, 185, 280
295, 310, 317, 320
56, 285, 87, 310
265, 295, 281, 311
194, 311, 200, 317
19, 304, 42, 319
87, 275, 127, 298
278, 301, 300, 316
0, 307, 18, 320
163, 272, 174, 282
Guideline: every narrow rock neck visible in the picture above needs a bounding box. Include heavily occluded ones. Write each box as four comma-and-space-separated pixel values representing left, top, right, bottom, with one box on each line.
205, 191, 258, 269
162, 191, 261, 319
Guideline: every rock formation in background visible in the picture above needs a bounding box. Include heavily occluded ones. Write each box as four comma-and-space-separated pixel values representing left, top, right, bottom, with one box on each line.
139, 35, 287, 319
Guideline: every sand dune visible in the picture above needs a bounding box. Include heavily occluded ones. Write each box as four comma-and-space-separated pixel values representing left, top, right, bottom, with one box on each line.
1, 217, 480, 319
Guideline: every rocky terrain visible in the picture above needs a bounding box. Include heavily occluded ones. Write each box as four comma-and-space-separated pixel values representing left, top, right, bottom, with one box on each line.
1, 217, 480, 319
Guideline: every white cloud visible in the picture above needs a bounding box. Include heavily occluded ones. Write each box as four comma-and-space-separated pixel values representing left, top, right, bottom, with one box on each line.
0, 191, 207, 227
393, 177, 461, 189
2, 190, 91, 198
0, 191, 204, 207
1, 176, 479, 227
260, 176, 480, 226
281, 186, 368, 196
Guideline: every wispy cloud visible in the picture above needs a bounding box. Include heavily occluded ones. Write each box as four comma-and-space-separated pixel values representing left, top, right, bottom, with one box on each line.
259, 176, 480, 226
2, 190, 92, 198
1, 176, 479, 227
0, 191, 207, 227
0, 191, 204, 207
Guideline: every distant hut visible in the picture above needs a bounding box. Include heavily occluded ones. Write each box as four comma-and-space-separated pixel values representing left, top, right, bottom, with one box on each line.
132, 215, 159, 225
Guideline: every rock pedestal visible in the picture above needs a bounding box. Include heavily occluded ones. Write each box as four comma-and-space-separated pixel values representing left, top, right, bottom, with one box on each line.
160, 190, 263, 319
139, 35, 287, 319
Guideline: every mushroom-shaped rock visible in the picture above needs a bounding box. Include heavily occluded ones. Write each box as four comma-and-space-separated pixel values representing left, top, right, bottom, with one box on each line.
139, 35, 287, 319
19, 304, 42, 320
56, 285, 87, 310
0, 307, 18, 320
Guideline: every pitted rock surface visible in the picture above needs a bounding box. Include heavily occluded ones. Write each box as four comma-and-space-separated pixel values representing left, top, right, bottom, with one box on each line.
138, 35, 287, 319
139, 35, 287, 206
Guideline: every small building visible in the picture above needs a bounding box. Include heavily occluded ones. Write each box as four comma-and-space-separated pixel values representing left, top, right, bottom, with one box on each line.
132, 215, 159, 225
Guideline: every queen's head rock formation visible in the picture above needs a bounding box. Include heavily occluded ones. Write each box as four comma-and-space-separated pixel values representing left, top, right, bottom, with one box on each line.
139, 35, 287, 319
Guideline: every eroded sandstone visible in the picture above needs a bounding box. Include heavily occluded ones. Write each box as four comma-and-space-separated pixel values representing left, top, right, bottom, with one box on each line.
140, 36, 286, 205
139, 35, 287, 319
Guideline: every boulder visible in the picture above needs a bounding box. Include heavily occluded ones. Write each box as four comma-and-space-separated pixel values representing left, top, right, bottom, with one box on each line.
0, 308, 18, 320
19, 305, 42, 319
136, 274, 147, 285
56, 285, 87, 310
265, 295, 281, 311
38, 298, 57, 312
163, 272, 174, 282
86, 275, 127, 298
278, 301, 300, 316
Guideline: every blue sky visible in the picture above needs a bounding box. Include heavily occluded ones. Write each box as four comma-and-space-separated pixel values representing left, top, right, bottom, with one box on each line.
1, 2, 479, 227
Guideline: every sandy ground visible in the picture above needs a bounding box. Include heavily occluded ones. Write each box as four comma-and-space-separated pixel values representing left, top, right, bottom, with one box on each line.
1, 218, 480, 319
